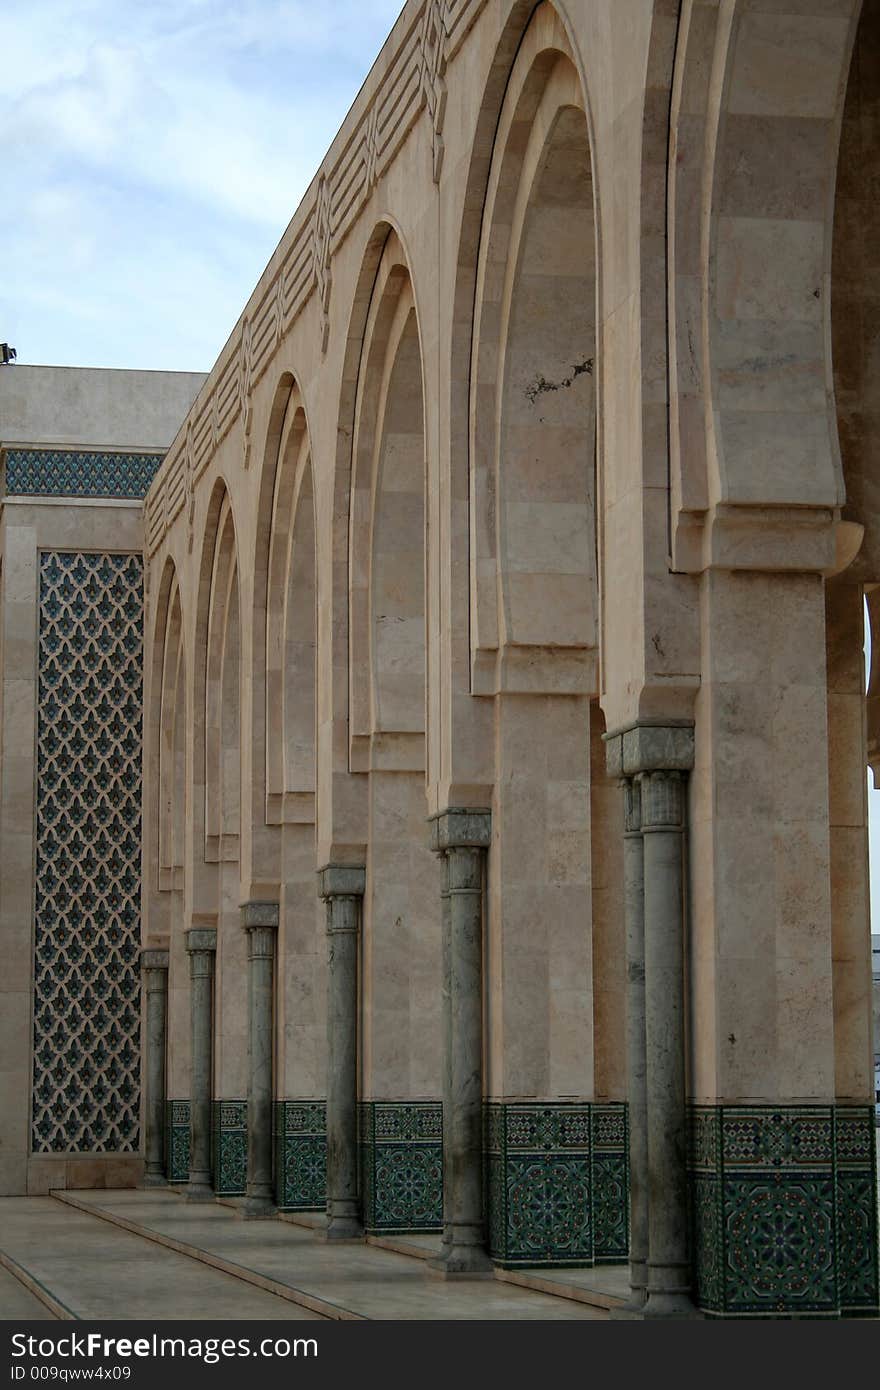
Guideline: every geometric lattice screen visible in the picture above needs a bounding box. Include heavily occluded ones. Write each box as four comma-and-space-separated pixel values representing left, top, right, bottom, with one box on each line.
32, 552, 143, 1153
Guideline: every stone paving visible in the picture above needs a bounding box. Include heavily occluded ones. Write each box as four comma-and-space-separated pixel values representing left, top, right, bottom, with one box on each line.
0, 1191, 607, 1321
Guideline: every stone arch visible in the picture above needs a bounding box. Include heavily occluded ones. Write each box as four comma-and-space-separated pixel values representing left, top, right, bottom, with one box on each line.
195, 479, 247, 1110
146, 556, 180, 924
345, 223, 439, 1128
833, 0, 880, 585
264, 377, 317, 820
158, 581, 186, 889
321, 222, 392, 861
204, 494, 240, 861
668, 0, 861, 571
349, 228, 427, 774
260, 373, 325, 1103
469, 4, 599, 698
826, 0, 879, 1110
467, 3, 624, 1142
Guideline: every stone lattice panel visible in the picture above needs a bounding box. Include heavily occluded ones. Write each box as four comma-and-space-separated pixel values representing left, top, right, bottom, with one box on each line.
31, 551, 144, 1154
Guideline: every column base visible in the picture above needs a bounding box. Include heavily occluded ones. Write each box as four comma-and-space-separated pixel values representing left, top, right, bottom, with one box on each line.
325, 1216, 364, 1241
641, 1261, 701, 1319
427, 1237, 493, 1278
186, 1179, 215, 1203
142, 1171, 168, 1188
326, 1200, 363, 1241
641, 1291, 702, 1320
240, 1194, 276, 1220
610, 1290, 648, 1320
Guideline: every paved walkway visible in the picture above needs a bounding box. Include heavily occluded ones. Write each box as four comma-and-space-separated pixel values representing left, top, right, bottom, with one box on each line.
0, 1191, 609, 1321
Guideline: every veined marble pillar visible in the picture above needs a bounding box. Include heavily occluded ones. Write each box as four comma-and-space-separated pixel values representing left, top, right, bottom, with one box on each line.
242, 902, 278, 1217
429, 810, 492, 1276
619, 778, 647, 1313
606, 726, 697, 1319
185, 926, 217, 1202
319, 866, 365, 1240
141, 948, 169, 1187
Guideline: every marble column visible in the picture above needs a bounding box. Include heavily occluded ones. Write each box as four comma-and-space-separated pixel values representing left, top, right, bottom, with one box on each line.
242, 902, 278, 1217
185, 926, 217, 1202
619, 778, 648, 1313
437, 845, 452, 1258
606, 725, 697, 1319
641, 765, 696, 1318
319, 866, 365, 1240
141, 948, 169, 1187
429, 809, 492, 1275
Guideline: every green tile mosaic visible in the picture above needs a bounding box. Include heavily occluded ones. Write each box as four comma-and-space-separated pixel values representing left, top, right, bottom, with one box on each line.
359, 1101, 443, 1234
4, 449, 164, 499
688, 1104, 879, 1319
211, 1100, 247, 1196
591, 1103, 629, 1263
485, 1101, 628, 1268
165, 1100, 190, 1183
273, 1102, 327, 1211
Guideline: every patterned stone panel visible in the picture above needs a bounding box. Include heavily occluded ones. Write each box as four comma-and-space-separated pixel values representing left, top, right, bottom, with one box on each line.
834, 1106, 879, 1317
360, 1101, 443, 1233
5, 449, 164, 499
32, 552, 144, 1154
485, 1102, 594, 1268
273, 1102, 327, 1211
165, 1100, 190, 1183
591, 1103, 629, 1262
211, 1101, 247, 1196
688, 1104, 880, 1318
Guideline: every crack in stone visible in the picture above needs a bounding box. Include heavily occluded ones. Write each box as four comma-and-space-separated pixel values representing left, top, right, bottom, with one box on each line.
524, 358, 593, 405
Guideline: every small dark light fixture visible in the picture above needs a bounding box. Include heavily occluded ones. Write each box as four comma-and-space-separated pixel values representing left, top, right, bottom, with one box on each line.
0, 344, 17, 365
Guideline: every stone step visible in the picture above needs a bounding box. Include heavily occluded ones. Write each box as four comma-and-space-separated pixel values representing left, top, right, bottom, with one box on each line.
0, 1197, 324, 1321
50, 1190, 608, 1320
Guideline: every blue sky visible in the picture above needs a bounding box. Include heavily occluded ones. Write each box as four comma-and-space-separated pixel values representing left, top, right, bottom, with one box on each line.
0, 0, 403, 372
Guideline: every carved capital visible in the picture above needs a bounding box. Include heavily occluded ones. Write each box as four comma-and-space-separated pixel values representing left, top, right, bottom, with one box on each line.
429, 808, 492, 854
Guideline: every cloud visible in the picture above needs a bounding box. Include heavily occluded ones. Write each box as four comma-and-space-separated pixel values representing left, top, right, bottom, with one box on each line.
0, 0, 403, 369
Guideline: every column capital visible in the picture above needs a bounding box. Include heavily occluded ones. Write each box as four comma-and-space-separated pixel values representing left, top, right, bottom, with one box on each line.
429, 808, 492, 854
140, 948, 169, 972
640, 770, 686, 831
318, 865, 365, 900
603, 722, 694, 779
246, 925, 276, 961
184, 927, 217, 955
241, 900, 280, 930
624, 778, 642, 835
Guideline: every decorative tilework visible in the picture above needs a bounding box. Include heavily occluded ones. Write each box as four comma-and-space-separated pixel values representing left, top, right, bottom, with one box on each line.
31, 552, 144, 1154
211, 1101, 247, 1196
273, 1102, 327, 1211
591, 1103, 629, 1262
834, 1107, 879, 1317
165, 1100, 190, 1183
688, 1104, 880, 1319
487, 1103, 587, 1267
4, 449, 163, 500
360, 1101, 443, 1233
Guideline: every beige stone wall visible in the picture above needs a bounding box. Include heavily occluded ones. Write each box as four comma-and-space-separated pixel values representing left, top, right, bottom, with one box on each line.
140, 0, 877, 1127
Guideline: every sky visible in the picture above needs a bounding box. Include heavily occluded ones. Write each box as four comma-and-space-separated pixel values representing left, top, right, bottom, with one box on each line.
4, 0, 880, 937
0, 0, 403, 373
